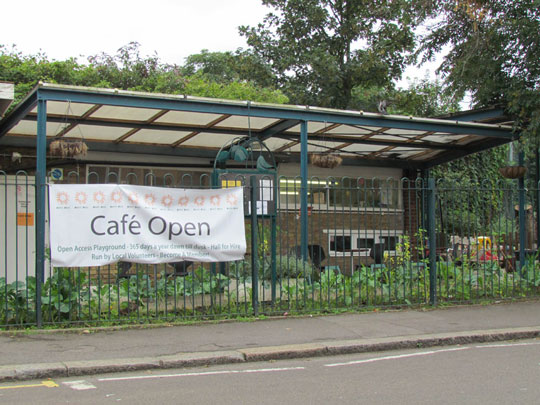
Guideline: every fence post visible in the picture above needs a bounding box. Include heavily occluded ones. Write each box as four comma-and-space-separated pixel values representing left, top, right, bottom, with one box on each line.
518, 151, 526, 272
537, 147, 540, 250
427, 178, 437, 305
300, 121, 309, 262
250, 176, 259, 316
35, 97, 47, 328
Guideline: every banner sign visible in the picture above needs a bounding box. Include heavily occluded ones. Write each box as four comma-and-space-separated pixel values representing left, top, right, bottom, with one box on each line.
49, 184, 246, 267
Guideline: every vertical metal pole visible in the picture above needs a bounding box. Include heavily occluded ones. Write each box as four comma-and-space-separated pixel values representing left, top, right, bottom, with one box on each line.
536, 148, 540, 249
250, 176, 259, 316
300, 121, 308, 262
271, 203, 277, 305
518, 151, 526, 271
36, 97, 47, 327
427, 178, 437, 305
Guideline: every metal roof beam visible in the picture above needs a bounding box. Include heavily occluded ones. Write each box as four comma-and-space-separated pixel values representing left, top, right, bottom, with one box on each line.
0, 135, 218, 159
274, 152, 425, 169
272, 133, 466, 151
438, 108, 506, 122
0, 92, 38, 139
424, 138, 509, 168
34, 88, 515, 139
258, 119, 301, 140
17, 115, 254, 136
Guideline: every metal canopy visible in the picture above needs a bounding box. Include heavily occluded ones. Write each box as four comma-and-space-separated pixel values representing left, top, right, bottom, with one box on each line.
0, 83, 516, 169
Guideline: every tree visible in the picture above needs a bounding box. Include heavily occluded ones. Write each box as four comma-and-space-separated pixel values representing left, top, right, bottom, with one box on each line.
0, 43, 289, 110
347, 79, 461, 117
416, 0, 540, 153
240, 0, 421, 109
182, 49, 276, 88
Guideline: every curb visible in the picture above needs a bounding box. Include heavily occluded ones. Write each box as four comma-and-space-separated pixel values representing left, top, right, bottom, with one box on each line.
1, 326, 539, 382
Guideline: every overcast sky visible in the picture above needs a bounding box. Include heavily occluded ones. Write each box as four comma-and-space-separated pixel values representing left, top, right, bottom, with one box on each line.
1, 0, 438, 89
1, 0, 267, 64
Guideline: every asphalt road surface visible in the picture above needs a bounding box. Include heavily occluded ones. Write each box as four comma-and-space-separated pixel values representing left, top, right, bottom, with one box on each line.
2, 339, 539, 404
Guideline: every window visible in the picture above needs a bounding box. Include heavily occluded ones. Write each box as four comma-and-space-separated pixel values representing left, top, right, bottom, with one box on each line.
330, 235, 351, 252
325, 230, 402, 257
356, 237, 375, 250
328, 178, 399, 209
278, 177, 400, 210
380, 236, 398, 251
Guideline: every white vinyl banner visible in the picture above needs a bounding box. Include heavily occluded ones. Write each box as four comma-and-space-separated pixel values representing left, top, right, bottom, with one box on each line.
49, 184, 246, 267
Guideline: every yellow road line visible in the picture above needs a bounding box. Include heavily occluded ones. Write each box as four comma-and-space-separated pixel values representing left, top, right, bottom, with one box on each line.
0, 380, 58, 390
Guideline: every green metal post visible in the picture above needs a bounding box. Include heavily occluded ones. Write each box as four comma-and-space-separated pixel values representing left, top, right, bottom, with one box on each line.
427, 178, 437, 305
536, 148, 540, 250
36, 97, 47, 327
250, 176, 259, 316
518, 151, 526, 271
300, 121, 308, 262
271, 212, 277, 305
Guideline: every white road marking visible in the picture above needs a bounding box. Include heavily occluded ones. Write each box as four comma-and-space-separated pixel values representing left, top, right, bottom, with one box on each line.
98, 366, 306, 382
62, 380, 97, 390
475, 341, 540, 349
325, 347, 470, 367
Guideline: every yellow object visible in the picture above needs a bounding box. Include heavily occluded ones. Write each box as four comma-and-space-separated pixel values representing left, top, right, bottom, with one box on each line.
0, 380, 58, 390
476, 236, 492, 250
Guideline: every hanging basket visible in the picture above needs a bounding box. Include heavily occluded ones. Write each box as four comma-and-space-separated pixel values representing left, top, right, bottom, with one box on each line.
498, 165, 526, 179
310, 153, 343, 169
49, 139, 88, 158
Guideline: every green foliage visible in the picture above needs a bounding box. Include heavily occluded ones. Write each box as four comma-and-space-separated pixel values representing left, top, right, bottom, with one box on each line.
163, 268, 229, 297
0, 276, 36, 324
3, 255, 540, 327
184, 74, 288, 103
0, 42, 289, 113
231, 254, 315, 281
391, 78, 461, 116
240, 0, 420, 109
432, 147, 509, 235
182, 49, 276, 88
41, 268, 88, 321
417, 0, 540, 162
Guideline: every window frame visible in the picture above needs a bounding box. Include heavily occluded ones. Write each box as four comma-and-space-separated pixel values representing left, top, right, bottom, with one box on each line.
324, 229, 403, 257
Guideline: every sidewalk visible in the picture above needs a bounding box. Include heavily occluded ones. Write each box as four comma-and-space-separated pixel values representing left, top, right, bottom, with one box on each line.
1, 300, 540, 382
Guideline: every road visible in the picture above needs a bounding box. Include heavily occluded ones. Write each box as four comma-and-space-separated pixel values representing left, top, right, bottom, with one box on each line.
1, 339, 539, 404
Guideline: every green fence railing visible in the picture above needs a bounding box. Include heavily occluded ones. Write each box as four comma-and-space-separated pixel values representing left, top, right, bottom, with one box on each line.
1, 169, 539, 328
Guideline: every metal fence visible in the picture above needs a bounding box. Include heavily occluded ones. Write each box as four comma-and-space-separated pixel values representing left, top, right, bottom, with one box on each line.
2, 169, 539, 327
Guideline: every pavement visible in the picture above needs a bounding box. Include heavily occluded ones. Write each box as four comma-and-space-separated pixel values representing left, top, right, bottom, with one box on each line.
1, 300, 540, 382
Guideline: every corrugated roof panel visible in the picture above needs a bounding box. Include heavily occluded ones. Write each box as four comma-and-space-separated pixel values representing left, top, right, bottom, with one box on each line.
381, 147, 429, 158
288, 140, 346, 153
262, 137, 296, 151
285, 121, 331, 134
89, 105, 163, 122
180, 132, 241, 148
30, 101, 95, 116
155, 110, 224, 126
8, 120, 59, 136
422, 134, 467, 143
64, 124, 129, 141
340, 144, 387, 153
369, 134, 412, 142
327, 125, 375, 135
214, 116, 279, 130
123, 129, 193, 144
384, 128, 428, 136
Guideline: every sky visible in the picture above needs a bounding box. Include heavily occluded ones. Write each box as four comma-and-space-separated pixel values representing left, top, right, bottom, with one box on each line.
1, 0, 267, 64
1, 0, 439, 89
